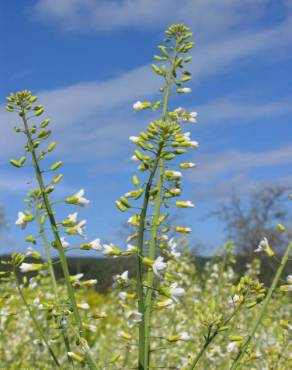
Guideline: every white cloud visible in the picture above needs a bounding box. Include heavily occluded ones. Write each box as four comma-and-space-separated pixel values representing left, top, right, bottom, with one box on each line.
33, 0, 267, 35
189, 145, 292, 183
196, 97, 292, 125
2, 4, 292, 165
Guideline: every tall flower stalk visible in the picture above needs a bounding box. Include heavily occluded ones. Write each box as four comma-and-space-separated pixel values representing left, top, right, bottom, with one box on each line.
112, 24, 198, 370
6, 91, 98, 369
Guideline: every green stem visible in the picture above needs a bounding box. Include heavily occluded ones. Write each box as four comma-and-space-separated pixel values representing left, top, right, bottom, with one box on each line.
35, 202, 74, 369
21, 112, 98, 370
143, 41, 179, 370
13, 267, 61, 367
143, 157, 164, 368
230, 241, 292, 369
136, 152, 162, 370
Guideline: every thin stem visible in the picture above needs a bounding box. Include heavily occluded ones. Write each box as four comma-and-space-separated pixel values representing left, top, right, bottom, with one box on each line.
13, 267, 61, 367
143, 38, 179, 370
35, 202, 74, 369
21, 111, 98, 370
230, 241, 292, 369
188, 301, 244, 369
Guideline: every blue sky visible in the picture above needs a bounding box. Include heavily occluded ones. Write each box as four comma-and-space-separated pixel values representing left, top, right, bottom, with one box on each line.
1, 0, 292, 256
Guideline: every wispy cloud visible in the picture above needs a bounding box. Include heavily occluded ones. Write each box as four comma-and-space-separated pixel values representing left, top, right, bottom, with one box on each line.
195, 97, 292, 126
2, 8, 292, 160
189, 145, 292, 184
32, 0, 267, 35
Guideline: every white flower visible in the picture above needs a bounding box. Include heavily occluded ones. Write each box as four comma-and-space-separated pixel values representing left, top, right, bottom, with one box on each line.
75, 220, 87, 237
167, 238, 181, 259
183, 132, 191, 140
15, 211, 27, 229
129, 136, 139, 143
82, 279, 98, 287
70, 273, 84, 282
77, 302, 90, 310
153, 256, 167, 278
287, 275, 292, 284
177, 87, 192, 94
227, 342, 238, 353
67, 220, 86, 238
180, 332, 191, 341
112, 271, 129, 288
175, 200, 194, 208
180, 162, 196, 168
228, 294, 241, 306
119, 292, 127, 300
169, 282, 185, 302
60, 237, 70, 248
26, 247, 41, 259
131, 155, 139, 161
102, 243, 122, 257
68, 212, 78, 223
165, 170, 182, 178
89, 238, 102, 250
174, 107, 184, 115
84, 324, 97, 333
157, 298, 173, 309
126, 244, 138, 253
133, 101, 144, 111
174, 107, 198, 123
66, 189, 89, 207
254, 237, 274, 256
20, 263, 43, 273
125, 310, 142, 328
188, 111, 198, 123
189, 140, 199, 149
133, 101, 151, 111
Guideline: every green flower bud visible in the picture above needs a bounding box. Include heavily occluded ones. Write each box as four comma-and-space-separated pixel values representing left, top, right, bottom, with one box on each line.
67, 352, 84, 363
174, 148, 186, 154
5, 105, 14, 112
246, 301, 257, 309
229, 335, 244, 342
164, 153, 176, 160
29, 96, 38, 103
25, 235, 37, 244
45, 185, 54, 194
279, 320, 290, 330
277, 223, 286, 232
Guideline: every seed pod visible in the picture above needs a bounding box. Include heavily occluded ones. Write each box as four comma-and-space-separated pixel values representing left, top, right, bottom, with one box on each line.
10, 159, 21, 168
132, 175, 140, 187
40, 118, 50, 128
29, 96, 38, 103
35, 107, 44, 116
5, 105, 14, 112
120, 196, 131, 208
115, 201, 127, 212
246, 301, 257, 309
53, 174, 63, 184
50, 161, 62, 171
47, 141, 56, 152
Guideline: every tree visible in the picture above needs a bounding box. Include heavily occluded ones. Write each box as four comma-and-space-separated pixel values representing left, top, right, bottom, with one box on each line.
212, 186, 292, 256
